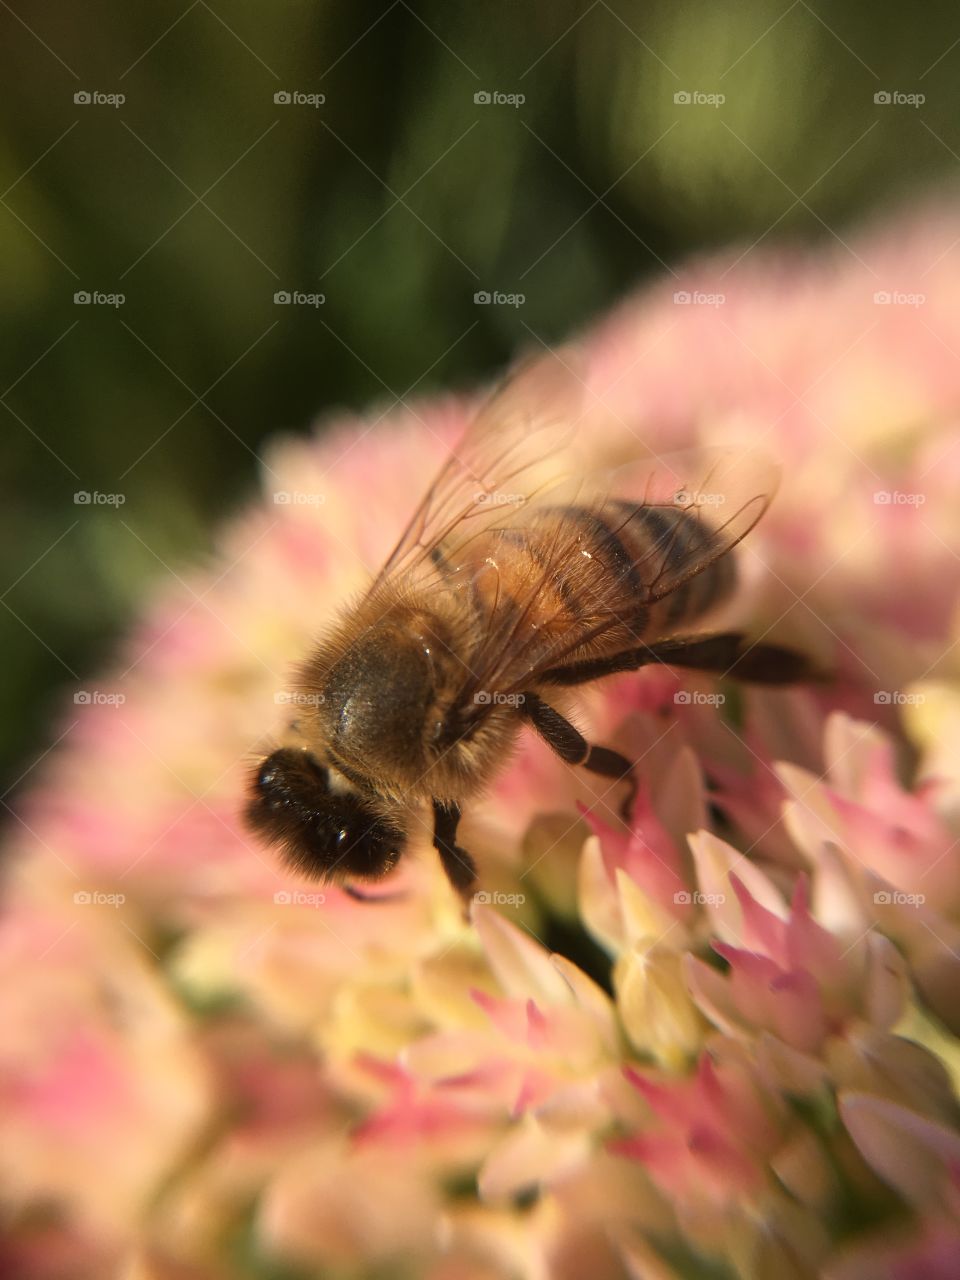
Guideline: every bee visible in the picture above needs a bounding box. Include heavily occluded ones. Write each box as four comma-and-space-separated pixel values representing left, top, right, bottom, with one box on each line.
245, 351, 810, 905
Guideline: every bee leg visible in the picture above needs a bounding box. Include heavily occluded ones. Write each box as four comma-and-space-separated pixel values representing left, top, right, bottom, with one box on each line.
520, 694, 636, 820
588, 751, 638, 821
541, 634, 819, 686
643, 634, 818, 683
432, 800, 477, 909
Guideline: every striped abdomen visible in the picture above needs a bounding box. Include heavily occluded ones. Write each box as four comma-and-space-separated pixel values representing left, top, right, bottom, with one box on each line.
465, 501, 737, 671
606, 500, 736, 629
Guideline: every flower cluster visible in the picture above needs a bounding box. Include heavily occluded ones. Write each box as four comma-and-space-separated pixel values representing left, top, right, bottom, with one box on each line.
4, 204, 960, 1278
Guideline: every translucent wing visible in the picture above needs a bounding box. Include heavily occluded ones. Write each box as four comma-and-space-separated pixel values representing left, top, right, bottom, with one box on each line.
367, 348, 586, 595
605, 444, 779, 604
363, 346, 780, 708
448, 444, 781, 701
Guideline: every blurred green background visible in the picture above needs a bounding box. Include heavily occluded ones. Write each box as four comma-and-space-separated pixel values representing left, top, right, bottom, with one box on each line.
2, 0, 957, 797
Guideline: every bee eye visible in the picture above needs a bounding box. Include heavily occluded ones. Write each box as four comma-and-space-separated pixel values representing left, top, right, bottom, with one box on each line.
245, 748, 406, 883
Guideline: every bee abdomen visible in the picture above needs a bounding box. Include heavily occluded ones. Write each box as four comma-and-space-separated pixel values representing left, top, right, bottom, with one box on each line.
485, 507, 646, 632
459, 499, 736, 680
513, 501, 734, 633
606, 500, 735, 626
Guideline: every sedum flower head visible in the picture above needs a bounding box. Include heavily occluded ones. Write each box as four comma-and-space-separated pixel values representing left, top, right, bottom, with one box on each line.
4, 204, 960, 1279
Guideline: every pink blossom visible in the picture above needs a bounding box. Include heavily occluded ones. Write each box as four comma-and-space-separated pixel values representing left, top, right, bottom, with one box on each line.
4, 202, 960, 1275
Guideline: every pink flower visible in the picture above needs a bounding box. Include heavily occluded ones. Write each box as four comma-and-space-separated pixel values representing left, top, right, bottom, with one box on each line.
615, 1049, 786, 1203
4, 201, 960, 1276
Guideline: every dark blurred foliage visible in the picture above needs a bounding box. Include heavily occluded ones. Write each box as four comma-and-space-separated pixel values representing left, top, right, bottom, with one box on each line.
1, 0, 958, 794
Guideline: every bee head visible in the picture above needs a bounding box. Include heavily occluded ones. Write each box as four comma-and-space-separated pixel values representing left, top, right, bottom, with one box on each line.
245, 747, 406, 881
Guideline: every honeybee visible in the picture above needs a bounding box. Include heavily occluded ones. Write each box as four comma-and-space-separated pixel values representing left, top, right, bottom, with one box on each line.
245, 351, 809, 904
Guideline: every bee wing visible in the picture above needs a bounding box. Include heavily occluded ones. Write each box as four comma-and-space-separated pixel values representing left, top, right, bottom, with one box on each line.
608, 443, 780, 604
460, 444, 781, 698
367, 348, 586, 593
